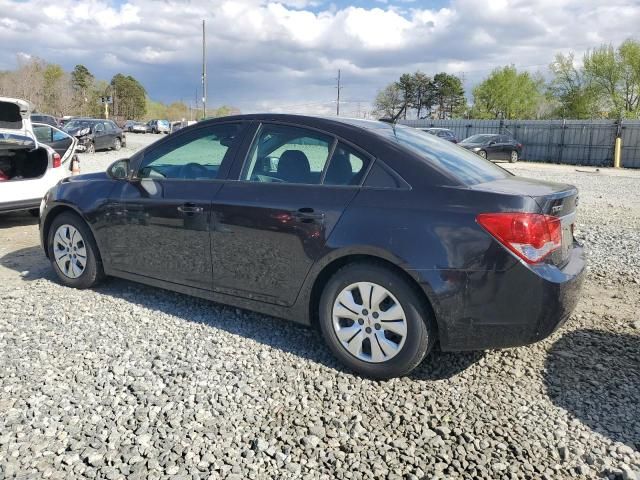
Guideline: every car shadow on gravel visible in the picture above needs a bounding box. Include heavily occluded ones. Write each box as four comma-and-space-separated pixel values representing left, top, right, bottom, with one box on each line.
544, 329, 640, 450
0, 245, 56, 281
2, 245, 483, 381
0, 212, 38, 228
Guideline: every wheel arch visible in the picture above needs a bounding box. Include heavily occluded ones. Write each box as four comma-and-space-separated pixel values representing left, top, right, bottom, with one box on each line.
306, 252, 440, 341
42, 204, 102, 265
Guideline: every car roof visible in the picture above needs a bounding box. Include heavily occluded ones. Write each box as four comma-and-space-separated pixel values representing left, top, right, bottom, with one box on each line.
423, 127, 452, 131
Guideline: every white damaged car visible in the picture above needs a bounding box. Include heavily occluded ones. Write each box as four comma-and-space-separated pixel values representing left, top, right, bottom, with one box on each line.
0, 97, 77, 215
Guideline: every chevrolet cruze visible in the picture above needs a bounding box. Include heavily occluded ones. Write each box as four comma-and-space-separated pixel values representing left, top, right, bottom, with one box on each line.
39, 114, 585, 379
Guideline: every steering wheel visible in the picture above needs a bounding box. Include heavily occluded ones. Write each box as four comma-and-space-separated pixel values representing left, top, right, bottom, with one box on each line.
252, 174, 284, 183
180, 162, 209, 179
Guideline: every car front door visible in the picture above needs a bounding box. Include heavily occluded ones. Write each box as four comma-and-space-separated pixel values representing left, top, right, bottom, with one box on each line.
485, 135, 501, 159
103, 122, 248, 290
92, 122, 108, 149
104, 121, 118, 148
210, 122, 372, 306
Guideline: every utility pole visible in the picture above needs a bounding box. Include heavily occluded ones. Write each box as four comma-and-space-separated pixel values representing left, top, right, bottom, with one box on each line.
336, 69, 342, 116
202, 19, 207, 120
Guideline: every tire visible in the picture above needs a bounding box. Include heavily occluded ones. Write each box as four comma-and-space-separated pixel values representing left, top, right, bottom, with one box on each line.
47, 211, 105, 289
318, 262, 434, 379
478, 150, 487, 159
86, 142, 95, 154
114, 137, 121, 151
509, 150, 519, 163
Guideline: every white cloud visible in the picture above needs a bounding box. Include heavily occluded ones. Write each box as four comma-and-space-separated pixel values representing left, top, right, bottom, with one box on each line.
0, 0, 638, 115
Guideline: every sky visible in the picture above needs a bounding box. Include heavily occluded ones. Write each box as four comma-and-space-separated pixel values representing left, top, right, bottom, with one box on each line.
1, 0, 639, 116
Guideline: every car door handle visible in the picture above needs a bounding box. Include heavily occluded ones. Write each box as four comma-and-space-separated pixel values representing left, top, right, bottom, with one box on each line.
177, 204, 204, 214
293, 208, 325, 223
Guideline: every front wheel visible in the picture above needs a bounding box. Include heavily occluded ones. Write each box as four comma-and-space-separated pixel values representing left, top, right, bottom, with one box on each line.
510, 150, 519, 163
478, 150, 487, 159
114, 137, 121, 151
86, 142, 95, 154
47, 212, 104, 289
319, 262, 434, 379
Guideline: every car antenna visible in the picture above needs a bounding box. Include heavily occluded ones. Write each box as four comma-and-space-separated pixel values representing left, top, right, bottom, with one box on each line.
378, 103, 407, 125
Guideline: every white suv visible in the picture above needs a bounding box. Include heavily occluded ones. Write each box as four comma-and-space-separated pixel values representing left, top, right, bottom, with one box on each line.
0, 97, 77, 215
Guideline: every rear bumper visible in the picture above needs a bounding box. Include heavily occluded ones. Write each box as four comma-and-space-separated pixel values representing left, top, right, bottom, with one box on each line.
420, 243, 586, 351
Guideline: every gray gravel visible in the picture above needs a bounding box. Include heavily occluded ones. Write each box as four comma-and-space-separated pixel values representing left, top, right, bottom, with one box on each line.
0, 156, 639, 479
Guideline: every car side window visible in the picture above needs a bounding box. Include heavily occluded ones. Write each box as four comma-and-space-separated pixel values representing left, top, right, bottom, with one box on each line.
137, 123, 242, 180
94, 123, 104, 133
242, 124, 333, 185
324, 142, 371, 186
33, 125, 53, 143
52, 129, 67, 141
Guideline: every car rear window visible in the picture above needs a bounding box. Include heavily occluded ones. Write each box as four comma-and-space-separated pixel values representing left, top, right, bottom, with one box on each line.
370, 124, 511, 185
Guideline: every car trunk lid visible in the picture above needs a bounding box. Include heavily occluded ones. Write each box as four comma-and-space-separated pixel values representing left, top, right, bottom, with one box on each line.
0, 97, 34, 140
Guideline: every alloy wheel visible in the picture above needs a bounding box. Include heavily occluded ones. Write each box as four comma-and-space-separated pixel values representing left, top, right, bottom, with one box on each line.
478, 150, 487, 159
511, 150, 519, 162
86, 143, 95, 154
53, 224, 87, 279
114, 138, 121, 151
332, 282, 407, 363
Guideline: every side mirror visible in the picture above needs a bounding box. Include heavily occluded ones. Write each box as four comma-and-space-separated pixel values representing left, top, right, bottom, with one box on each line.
107, 158, 130, 179
489, 141, 496, 146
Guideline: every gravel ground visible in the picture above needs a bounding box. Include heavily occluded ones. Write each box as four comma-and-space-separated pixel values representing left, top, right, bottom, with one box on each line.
0, 147, 639, 479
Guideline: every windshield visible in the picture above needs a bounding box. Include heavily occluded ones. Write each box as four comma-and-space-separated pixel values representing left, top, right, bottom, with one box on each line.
462, 134, 496, 143
158, 120, 169, 127
64, 120, 93, 131
346, 121, 510, 185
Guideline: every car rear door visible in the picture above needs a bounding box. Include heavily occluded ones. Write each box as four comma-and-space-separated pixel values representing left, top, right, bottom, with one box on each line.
210, 122, 372, 306
103, 121, 248, 290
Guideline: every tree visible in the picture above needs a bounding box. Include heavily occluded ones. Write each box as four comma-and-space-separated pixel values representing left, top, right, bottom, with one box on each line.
583, 40, 640, 118
412, 72, 431, 119
395, 73, 416, 119
548, 53, 599, 119
373, 83, 403, 118
472, 66, 543, 119
430, 73, 466, 119
110, 74, 146, 120
71, 65, 94, 116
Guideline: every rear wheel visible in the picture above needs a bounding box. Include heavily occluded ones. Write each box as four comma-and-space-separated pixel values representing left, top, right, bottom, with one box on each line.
319, 262, 434, 379
478, 150, 487, 159
47, 212, 104, 289
510, 150, 519, 163
114, 137, 121, 151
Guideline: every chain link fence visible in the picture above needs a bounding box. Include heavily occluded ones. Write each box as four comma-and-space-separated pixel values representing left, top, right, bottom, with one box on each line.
400, 119, 640, 168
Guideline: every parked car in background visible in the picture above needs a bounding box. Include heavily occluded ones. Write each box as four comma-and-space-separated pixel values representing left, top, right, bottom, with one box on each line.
31, 113, 60, 127
422, 127, 458, 143
459, 134, 523, 162
1, 97, 76, 214
124, 120, 150, 134
170, 121, 188, 133
147, 119, 170, 134
63, 118, 126, 153
39, 114, 584, 379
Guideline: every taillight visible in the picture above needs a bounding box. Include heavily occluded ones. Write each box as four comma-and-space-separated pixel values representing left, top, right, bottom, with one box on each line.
52, 153, 61, 168
477, 213, 562, 264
